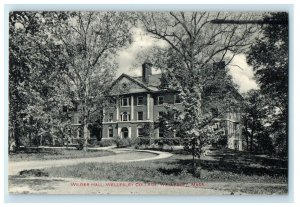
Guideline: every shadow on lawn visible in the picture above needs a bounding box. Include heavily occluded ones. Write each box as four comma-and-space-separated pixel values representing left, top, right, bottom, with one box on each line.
172, 149, 288, 177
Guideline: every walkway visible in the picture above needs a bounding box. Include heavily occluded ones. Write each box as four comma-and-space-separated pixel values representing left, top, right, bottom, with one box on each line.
9, 148, 173, 176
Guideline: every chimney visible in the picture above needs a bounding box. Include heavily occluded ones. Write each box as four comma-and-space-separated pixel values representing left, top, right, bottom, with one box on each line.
213, 61, 225, 70
142, 62, 152, 84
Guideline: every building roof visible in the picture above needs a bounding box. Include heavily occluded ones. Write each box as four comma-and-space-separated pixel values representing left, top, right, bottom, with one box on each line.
131, 74, 162, 88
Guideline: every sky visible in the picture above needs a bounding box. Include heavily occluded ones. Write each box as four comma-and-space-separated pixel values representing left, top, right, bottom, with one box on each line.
116, 27, 259, 94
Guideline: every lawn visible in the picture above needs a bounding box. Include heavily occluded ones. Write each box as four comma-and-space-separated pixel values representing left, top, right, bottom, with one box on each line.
43, 151, 288, 194
9, 148, 115, 161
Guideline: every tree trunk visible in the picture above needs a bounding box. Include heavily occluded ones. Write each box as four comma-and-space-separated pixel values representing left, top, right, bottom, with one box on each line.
192, 138, 197, 176
82, 116, 89, 151
250, 131, 254, 152
40, 135, 43, 146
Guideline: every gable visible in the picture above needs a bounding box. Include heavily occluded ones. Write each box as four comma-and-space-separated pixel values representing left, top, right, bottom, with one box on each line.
110, 75, 150, 95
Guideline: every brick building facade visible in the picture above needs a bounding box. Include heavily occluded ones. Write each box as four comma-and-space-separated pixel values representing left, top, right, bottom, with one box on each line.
102, 62, 243, 151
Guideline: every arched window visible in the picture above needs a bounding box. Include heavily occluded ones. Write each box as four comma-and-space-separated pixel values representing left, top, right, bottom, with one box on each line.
121, 112, 130, 121
121, 127, 129, 138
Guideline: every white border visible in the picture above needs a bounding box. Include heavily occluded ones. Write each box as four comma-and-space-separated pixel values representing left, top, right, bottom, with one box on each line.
1, 1, 298, 206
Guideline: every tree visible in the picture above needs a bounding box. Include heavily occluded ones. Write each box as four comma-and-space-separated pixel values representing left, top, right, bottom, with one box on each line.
241, 89, 273, 154
52, 12, 133, 150
9, 12, 72, 150
247, 12, 288, 156
138, 12, 256, 175
9, 12, 133, 151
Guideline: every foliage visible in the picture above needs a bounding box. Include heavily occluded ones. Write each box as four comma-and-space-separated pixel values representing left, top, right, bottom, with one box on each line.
9, 12, 73, 150
45, 152, 288, 194
139, 122, 154, 138
98, 139, 116, 147
241, 89, 274, 154
137, 12, 257, 175
9, 12, 133, 151
246, 12, 288, 156
113, 136, 136, 148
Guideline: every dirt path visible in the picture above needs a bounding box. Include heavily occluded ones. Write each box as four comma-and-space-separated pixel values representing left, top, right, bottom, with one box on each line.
9, 149, 173, 176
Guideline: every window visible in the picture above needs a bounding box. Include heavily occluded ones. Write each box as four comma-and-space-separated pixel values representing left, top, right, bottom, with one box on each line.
158, 96, 164, 105
108, 113, 113, 122
174, 94, 181, 104
78, 129, 83, 138
108, 127, 113, 138
174, 113, 179, 120
121, 112, 130, 121
137, 96, 143, 105
137, 111, 143, 120
137, 127, 143, 137
63, 106, 68, 112
211, 108, 218, 117
158, 111, 164, 119
121, 97, 129, 106
68, 128, 71, 136
109, 98, 116, 105
158, 128, 164, 138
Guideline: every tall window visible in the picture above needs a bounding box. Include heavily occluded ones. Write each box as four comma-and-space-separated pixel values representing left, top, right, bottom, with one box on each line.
78, 129, 83, 138
158, 111, 164, 119
137, 111, 143, 120
68, 128, 71, 136
137, 127, 143, 137
174, 113, 179, 121
137, 96, 143, 105
158, 128, 164, 138
211, 108, 218, 117
121, 112, 130, 121
158, 96, 164, 105
174, 94, 181, 104
121, 97, 129, 106
108, 113, 113, 122
108, 127, 113, 138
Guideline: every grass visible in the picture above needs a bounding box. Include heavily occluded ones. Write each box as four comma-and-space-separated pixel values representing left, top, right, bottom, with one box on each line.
10, 148, 288, 194
9, 148, 115, 161
44, 153, 288, 194
9, 175, 68, 194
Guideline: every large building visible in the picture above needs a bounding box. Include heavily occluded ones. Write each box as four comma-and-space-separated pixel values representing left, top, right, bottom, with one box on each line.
102, 62, 244, 150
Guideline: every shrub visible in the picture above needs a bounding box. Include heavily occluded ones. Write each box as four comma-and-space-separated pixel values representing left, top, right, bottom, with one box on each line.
113, 136, 133, 148
98, 139, 115, 147
19, 169, 49, 177
88, 138, 98, 146
76, 139, 84, 150
112, 137, 144, 148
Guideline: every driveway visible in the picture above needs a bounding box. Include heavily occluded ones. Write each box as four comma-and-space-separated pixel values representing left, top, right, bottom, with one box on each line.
9, 148, 173, 176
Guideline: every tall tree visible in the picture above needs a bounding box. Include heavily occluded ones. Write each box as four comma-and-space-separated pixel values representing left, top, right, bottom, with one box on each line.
247, 12, 288, 156
53, 12, 132, 150
138, 12, 257, 174
9, 12, 71, 149
241, 89, 273, 154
